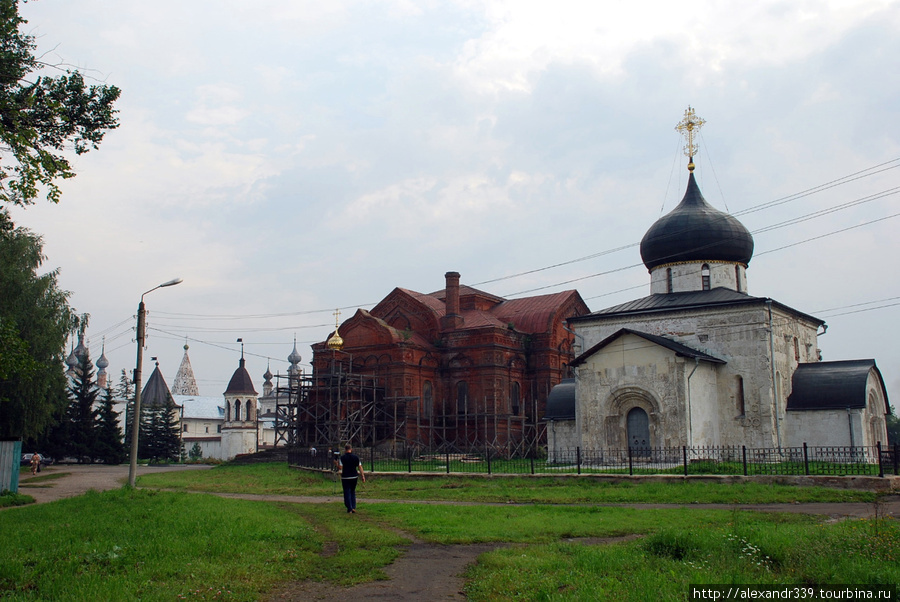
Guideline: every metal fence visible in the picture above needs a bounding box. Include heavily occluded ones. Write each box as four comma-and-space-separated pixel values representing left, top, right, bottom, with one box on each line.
287, 442, 899, 478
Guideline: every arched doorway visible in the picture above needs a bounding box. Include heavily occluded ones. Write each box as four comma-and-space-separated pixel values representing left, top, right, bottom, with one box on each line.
627, 407, 650, 456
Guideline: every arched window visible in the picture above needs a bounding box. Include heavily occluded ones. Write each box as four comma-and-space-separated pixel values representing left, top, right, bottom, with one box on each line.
793, 338, 800, 362
456, 381, 468, 414
225, 403, 230, 421
701, 264, 710, 290
666, 267, 673, 293
247, 400, 254, 422
510, 382, 520, 415
234, 400, 241, 422
735, 376, 745, 416
423, 381, 433, 419
734, 265, 742, 292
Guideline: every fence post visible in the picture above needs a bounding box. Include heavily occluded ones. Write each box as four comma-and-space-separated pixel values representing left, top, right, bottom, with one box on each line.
370, 447, 375, 473
803, 442, 809, 476
446, 449, 450, 474
682, 446, 688, 477
530, 454, 535, 475
407, 447, 412, 473
877, 441, 884, 478
576, 447, 581, 475
742, 445, 747, 476
628, 445, 633, 476
486, 446, 492, 475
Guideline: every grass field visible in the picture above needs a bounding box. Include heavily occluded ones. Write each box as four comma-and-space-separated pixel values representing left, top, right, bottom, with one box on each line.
137, 462, 879, 504
0, 462, 895, 601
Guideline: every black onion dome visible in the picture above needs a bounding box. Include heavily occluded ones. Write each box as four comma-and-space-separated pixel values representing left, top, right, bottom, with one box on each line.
640, 173, 754, 271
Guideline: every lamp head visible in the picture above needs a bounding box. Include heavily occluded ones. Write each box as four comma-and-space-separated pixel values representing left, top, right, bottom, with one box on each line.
160, 277, 183, 288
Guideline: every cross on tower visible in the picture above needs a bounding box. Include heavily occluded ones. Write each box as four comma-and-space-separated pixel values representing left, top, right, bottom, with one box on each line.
675, 106, 705, 171
332, 308, 341, 330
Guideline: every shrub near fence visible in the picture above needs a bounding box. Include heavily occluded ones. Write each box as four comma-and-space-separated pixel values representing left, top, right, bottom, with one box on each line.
287, 443, 899, 478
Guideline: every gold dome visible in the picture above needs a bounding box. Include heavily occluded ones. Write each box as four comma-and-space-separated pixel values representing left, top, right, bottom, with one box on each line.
326, 308, 344, 351
326, 330, 344, 351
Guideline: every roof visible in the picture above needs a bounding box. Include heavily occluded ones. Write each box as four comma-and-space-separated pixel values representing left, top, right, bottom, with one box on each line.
494, 291, 586, 334
786, 360, 890, 412
173, 395, 225, 420
141, 364, 173, 407
571, 328, 725, 368
640, 172, 754, 270
545, 378, 576, 420
225, 358, 258, 395
569, 288, 824, 327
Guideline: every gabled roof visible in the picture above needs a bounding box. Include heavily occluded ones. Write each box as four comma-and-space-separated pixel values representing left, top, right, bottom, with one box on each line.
570, 328, 725, 368
173, 395, 224, 420
787, 360, 889, 412
494, 291, 585, 334
569, 288, 824, 327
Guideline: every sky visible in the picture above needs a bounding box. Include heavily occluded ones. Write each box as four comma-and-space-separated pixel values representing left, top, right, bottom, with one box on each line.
9, 0, 900, 404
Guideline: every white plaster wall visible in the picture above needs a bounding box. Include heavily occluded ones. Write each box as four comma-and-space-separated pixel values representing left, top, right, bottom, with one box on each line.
784, 410, 855, 447
687, 362, 721, 447
576, 333, 687, 449
573, 301, 821, 449
547, 419, 578, 462
221, 428, 257, 459
649, 262, 746, 294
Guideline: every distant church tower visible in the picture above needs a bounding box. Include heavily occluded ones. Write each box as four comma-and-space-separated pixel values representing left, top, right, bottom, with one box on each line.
221, 344, 258, 459
96, 339, 110, 389
172, 342, 200, 396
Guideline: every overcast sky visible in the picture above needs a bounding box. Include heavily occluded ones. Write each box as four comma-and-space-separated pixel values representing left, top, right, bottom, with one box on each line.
10, 0, 900, 405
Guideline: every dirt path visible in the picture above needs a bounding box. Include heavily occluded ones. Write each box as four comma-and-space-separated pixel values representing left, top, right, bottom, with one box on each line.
14, 463, 211, 504
12, 466, 900, 600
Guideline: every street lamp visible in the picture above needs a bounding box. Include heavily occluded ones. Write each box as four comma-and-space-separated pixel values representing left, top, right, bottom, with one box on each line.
127, 277, 183, 488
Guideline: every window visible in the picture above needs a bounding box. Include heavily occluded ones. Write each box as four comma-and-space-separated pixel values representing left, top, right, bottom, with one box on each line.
183, 424, 189, 433
235, 400, 241, 422
666, 268, 673, 293
701, 264, 710, 290
793, 338, 800, 362
736, 376, 745, 416
216, 425, 222, 433
456, 381, 468, 414
511, 382, 520, 415
205, 426, 209, 433
423, 381, 433, 419
735, 265, 742, 292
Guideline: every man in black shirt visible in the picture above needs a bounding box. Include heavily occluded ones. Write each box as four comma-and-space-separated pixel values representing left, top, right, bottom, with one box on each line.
334, 443, 366, 513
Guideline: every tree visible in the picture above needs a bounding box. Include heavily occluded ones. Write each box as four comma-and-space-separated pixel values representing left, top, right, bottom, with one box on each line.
188, 442, 203, 461
0, 210, 74, 440
0, 0, 120, 206
66, 346, 98, 463
887, 405, 899, 447
143, 397, 181, 464
94, 383, 126, 464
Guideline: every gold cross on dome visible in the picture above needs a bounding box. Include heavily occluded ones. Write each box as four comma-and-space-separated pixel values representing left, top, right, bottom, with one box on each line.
675, 106, 705, 169
333, 308, 341, 330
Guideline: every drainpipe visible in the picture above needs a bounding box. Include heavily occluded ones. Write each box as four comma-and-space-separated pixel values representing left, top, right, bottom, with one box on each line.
686, 357, 699, 447
847, 409, 856, 448
767, 300, 783, 450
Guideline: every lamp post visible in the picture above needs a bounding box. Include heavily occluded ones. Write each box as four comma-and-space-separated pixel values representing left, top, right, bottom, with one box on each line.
127, 277, 183, 488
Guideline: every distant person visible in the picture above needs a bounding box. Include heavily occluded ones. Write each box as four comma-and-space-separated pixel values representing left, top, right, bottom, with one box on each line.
30, 453, 41, 475
334, 444, 365, 513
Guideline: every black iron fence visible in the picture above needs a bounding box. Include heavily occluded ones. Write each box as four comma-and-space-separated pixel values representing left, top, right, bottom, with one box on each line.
288, 442, 899, 478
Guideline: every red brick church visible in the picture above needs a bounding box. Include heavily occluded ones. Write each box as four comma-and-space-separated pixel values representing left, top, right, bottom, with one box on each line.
305, 272, 589, 452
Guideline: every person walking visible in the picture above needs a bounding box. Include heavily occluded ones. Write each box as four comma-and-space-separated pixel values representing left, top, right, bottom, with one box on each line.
30, 453, 41, 475
334, 443, 365, 513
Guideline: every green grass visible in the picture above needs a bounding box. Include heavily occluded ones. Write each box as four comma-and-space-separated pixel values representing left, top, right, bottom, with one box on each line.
0, 490, 34, 507
0, 489, 404, 601
462, 512, 900, 600
3, 463, 892, 600
138, 462, 878, 504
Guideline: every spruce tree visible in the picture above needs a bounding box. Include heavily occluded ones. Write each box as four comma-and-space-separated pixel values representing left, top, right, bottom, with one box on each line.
67, 348, 99, 463
95, 383, 126, 464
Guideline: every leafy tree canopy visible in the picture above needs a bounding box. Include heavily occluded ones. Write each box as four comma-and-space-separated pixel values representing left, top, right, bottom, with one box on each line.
0, 210, 75, 439
0, 0, 120, 206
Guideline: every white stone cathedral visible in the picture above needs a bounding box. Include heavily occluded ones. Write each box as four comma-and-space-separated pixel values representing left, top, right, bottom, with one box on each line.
553, 109, 890, 455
